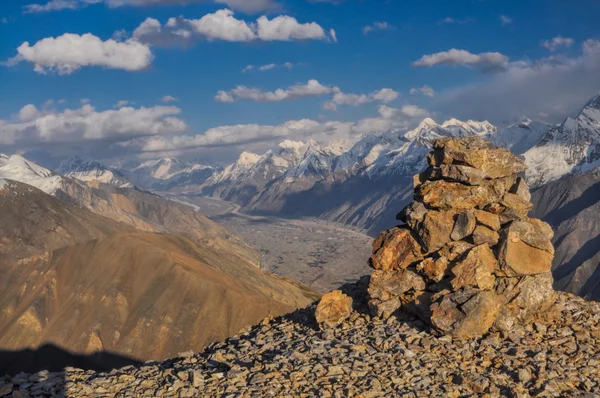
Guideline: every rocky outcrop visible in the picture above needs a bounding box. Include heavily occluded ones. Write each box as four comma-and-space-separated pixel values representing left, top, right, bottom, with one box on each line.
367, 137, 558, 338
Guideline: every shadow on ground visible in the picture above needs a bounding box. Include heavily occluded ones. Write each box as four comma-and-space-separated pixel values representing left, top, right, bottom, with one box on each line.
0, 344, 143, 375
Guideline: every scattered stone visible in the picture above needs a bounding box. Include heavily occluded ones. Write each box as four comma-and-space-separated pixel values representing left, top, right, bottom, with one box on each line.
315, 290, 353, 330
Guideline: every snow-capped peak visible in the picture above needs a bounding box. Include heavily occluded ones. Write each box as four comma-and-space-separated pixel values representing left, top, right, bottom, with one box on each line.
0, 154, 63, 194
524, 94, 600, 186
237, 152, 262, 166
58, 156, 133, 188
278, 140, 305, 150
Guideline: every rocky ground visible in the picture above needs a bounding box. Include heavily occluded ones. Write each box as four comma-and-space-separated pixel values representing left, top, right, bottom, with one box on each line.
3, 278, 599, 397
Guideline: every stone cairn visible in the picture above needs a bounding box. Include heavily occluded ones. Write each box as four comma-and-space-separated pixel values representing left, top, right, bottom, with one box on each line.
318, 137, 558, 338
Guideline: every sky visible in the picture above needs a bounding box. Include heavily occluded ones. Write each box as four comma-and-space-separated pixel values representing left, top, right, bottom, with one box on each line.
0, 0, 599, 166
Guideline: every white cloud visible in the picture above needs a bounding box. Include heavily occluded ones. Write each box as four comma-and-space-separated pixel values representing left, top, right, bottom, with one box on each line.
413, 48, 509, 73
323, 88, 399, 110
259, 63, 276, 71
161, 95, 179, 103
243, 62, 298, 73
410, 85, 435, 97
132, 10, 334, 46
434, 39, 600, 124
362, 21, 395, 35
329, 29, 337, 43
114, 100, 130, 108
500, 15, 513, 26
0, 102, 187, 146
8, 33, 153, 74
438, 17, 474, 25
216, 79, 335, 102
541, 36, 574, 51
118, 103, 429, 156
23, 0, 281, 14
80, 98, 91, 104
19, 104, 39, 121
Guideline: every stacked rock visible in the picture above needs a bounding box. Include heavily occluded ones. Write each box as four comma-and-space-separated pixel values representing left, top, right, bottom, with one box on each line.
367, 137, 557, 339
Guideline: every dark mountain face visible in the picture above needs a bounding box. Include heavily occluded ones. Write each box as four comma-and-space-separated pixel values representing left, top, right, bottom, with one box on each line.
531, 167, 600, 300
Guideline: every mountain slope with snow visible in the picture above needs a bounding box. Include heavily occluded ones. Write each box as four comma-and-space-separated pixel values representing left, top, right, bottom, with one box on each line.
524, 94, 600, 186
59, 157, 133, 188
0, 155, 63, 195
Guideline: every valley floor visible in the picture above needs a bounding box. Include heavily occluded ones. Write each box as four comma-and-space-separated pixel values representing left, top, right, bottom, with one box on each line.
170, 195, 373, 293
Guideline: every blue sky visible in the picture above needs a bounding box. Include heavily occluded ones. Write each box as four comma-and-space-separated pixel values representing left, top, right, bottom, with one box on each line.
0, 0, 599, 164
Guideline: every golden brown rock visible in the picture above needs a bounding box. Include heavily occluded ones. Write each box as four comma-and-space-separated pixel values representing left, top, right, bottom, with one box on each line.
494, 272, 557, 332
498, 220, 555, 276
315, 290, 353, 330
509, 176, 531, 202
431, 288, 503, 339
416, 256, 449, 283
416, 180, 503, 211
500, 193, 533, 218
450, 244, 497, 291
473, 210, 501, 231
368, 269, 425, 302
370, 227, 424, 271
415, 210, 455, 252
438, 241, 475, 262
432, 137, 527, 179
471, 225, 500, 246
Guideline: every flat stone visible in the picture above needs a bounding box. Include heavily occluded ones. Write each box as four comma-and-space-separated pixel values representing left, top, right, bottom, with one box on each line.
471, 225, 500, 246
438, 241, 475, 262
500, 193, 533, 218
498, 220, 554, 276
416, 180, 504, 211
451, 211, 476, 241
473, 210, 501, 231
315, 290, 353, 330
431, 137, 527, 179
370, 227, 424, 271
396, 201, 427, 227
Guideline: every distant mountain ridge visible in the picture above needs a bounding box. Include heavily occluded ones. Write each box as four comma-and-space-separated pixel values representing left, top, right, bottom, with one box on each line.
58, 156, 133, 188
524, 94, 600, 186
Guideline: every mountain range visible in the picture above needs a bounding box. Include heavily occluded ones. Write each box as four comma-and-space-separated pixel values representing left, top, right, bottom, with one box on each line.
0, 172, 318, 368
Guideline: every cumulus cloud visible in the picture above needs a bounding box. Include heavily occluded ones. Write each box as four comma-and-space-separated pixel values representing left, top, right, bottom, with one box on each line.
362, 21, 395, 35
0, 102, 187, 147
118, 102, 429, 157
7, 33, 153, 74
433, 39, 600, 124
413, 49, 510, 74
541, 36, 574, 51
23, 0, 281, 14
162, 95, 179, 103
323, 88, 399, 111
216, 79, 335, 102
410, 85, 435, 97
132, 10, 335, 46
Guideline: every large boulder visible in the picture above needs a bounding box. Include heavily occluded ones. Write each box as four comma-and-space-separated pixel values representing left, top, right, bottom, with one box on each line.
498, 219, 554, 276
315, 290, 353, 330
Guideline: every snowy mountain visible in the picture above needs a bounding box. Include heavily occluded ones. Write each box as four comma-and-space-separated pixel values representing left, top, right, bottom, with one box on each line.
126, 157, 214, 191
489, 119, 551, 155
524, 94, 600, 186
58, 157, 133, 188
0, 154, 63, 195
